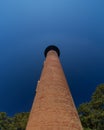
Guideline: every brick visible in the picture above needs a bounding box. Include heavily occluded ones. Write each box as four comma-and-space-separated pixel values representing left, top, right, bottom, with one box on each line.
26, 46, 83, 130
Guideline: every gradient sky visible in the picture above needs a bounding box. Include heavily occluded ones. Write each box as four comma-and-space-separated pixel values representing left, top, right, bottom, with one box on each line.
0, 0, 104, 116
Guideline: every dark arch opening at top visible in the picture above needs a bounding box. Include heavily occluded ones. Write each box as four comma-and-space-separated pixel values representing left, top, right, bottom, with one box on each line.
44, 45, 60, 57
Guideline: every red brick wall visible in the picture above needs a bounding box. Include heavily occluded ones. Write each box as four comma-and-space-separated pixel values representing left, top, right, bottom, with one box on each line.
26, 50, 83, 130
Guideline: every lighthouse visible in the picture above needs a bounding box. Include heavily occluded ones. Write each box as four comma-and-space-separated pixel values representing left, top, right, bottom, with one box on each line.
26, 45, 83, 130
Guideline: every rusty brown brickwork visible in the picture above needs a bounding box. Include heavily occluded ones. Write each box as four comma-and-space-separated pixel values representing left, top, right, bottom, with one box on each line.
26, 46, 83, 130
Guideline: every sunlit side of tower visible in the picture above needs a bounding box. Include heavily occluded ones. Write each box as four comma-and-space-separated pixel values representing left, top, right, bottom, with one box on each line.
26, 45, 83, 130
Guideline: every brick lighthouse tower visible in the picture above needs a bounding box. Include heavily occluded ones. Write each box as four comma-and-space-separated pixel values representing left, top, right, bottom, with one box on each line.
26, 45, 83, 130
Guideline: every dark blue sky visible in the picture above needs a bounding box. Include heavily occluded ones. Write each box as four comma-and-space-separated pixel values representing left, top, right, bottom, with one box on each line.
0, 0, 104, 116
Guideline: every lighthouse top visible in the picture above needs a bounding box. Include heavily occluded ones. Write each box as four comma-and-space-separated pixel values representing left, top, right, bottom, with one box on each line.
44, 45, 60, 57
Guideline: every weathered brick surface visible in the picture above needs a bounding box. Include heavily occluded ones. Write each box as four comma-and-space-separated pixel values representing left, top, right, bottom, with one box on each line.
26, 50, 83, 130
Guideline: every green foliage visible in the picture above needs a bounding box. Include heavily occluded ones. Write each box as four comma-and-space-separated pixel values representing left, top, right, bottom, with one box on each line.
0, 112, 29, 130
78, 84, 104, 130
84, 128, 92, 130
13, 112, 29, 130
0, 84, 104, 130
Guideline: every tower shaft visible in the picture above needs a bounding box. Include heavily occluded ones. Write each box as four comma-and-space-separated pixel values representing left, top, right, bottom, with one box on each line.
26, 47, 83, 130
